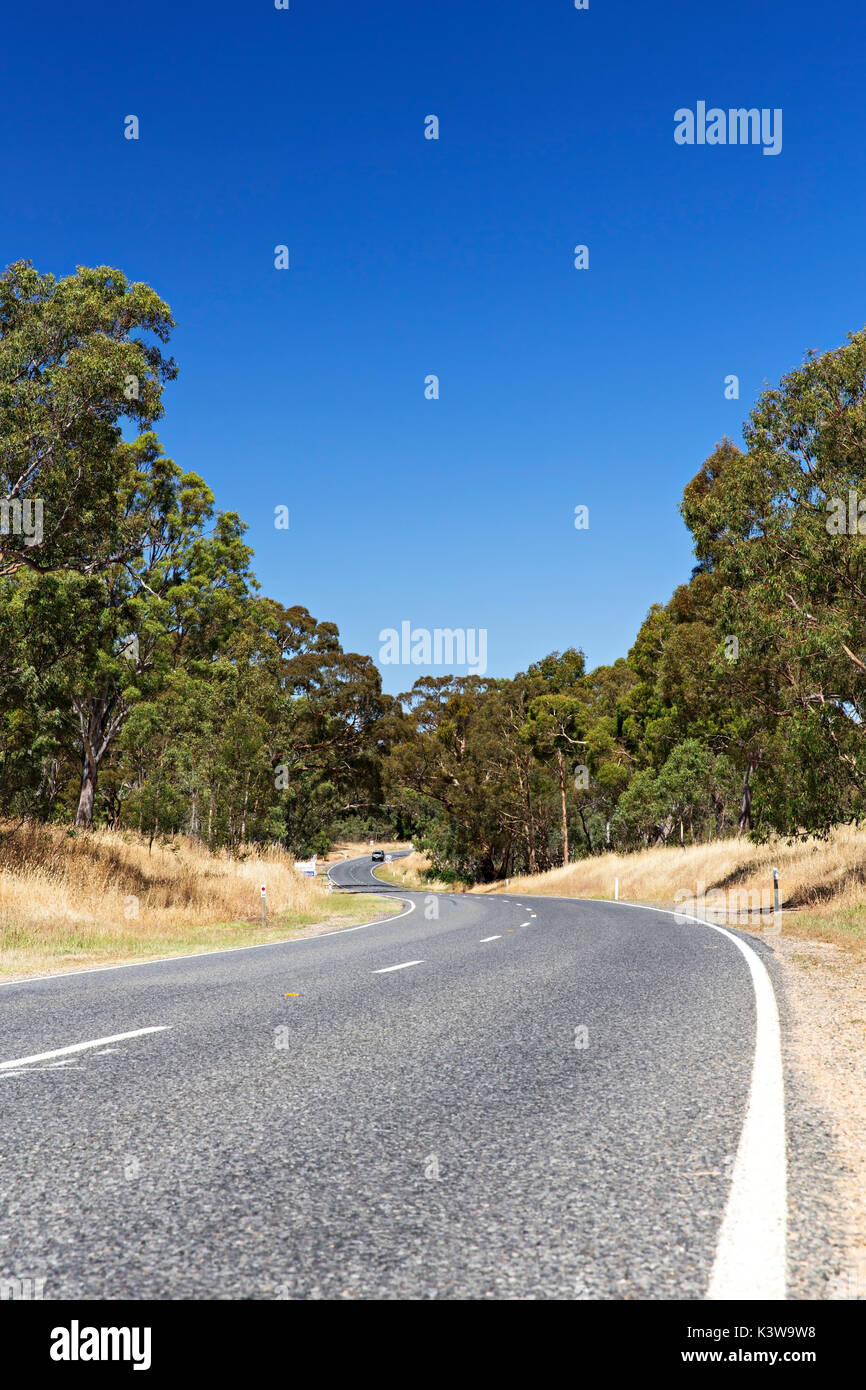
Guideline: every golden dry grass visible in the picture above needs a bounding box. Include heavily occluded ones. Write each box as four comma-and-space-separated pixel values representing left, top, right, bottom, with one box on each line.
0, 822, 396, 978
470, 827, 866, 951
372, 850, 453, 892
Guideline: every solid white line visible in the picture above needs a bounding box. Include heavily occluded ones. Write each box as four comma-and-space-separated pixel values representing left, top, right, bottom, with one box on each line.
305, 899, 416, 940
703, 926, 786, 1300
0, 1026, 170, 1071
479, 935, 502, 942
609, 900, 787, 1300
469, 885, 787, 1296
373, 960, 423, 974
0, 899, 417, 989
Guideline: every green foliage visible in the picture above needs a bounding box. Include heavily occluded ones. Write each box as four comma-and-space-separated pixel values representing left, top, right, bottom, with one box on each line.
4, 259, 866, 871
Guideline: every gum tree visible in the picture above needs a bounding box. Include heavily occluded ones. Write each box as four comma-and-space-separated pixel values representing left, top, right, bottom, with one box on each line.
0, 260, 176, 578
681, 334, 866, 832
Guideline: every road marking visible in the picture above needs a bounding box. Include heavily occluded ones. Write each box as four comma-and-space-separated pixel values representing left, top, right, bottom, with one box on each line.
472, 885, 787, 1298
373, 960, 423, 974
519, 921, 531, 927
1, 1063, 85, 1078
702, 923, 786, 1301
599, 899, 787, 1301
0, 1025, 170, 1071
479, 935, 502, 942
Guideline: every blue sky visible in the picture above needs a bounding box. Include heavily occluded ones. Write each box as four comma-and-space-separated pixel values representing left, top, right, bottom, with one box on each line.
3, 0, 865, 692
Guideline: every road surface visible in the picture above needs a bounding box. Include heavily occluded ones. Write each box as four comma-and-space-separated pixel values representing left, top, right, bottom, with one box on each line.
0, 853, 789, 1300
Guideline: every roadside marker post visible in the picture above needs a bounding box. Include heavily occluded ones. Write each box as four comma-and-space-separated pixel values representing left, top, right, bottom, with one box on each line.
769, 866, 782, 936
614, 876, 619, 901
261, 884, 267, 926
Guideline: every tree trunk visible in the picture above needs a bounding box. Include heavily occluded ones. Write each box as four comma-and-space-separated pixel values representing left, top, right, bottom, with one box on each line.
577, 806, 593, 853
557, 748, 569, 866
75, 750, 98, 828
73, 694, 124, 829
517, 767, 537, 873
738, 760, 758, 833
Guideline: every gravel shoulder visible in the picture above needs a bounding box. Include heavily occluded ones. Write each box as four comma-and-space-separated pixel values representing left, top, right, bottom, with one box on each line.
765, 933, 866, 1300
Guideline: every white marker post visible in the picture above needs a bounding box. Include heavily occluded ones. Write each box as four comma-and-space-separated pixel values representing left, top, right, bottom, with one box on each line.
614, 876, 619, 901
769, 867, 781, 937
261, 884, 267, 926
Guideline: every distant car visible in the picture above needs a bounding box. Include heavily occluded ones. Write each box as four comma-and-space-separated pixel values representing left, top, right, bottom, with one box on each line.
371, 849, 385, 862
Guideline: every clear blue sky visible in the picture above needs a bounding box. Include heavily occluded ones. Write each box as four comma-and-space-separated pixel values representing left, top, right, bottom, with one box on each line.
3, 1, 865, 692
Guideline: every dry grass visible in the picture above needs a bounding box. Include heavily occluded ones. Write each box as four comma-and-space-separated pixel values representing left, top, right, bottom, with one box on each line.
373, 849, 452, 893
0, 823, 396, 979
467, 827, 866, 952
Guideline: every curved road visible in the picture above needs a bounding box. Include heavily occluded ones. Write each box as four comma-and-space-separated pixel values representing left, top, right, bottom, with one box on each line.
0, 853, 786, 1300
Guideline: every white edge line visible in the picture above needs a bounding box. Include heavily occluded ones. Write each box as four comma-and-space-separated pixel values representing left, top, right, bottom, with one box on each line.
470, 888, 786, 1298
0, 1025, 171, 1071
599, 899, 787, 1302
0, 898, 417, 990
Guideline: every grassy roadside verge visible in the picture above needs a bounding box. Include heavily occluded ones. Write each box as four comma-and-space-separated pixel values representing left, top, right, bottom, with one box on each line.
0, 897, 401, 982
468, 830, 866, 956
372, 851, 451, 893
384, 833, 866, 954
0, 824, 401, 981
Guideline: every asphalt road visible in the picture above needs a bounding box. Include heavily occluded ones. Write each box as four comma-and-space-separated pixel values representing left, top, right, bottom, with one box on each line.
0, 854, 785, 1300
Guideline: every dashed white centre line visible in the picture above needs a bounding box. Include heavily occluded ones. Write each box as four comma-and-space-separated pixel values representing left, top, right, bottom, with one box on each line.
519, 920, 531, 927
479, 935, 502, 942
0, 1025, 170, 1071
373, 960, 424, 974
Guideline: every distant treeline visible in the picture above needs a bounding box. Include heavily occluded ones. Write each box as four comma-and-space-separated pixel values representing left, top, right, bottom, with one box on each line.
2, 261, 865, 878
